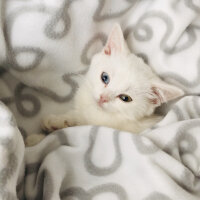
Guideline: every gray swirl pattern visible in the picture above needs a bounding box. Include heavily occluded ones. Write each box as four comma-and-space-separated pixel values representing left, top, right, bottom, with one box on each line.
1, 83, 41, 117
0, 130, 19, 199
161, 57, 200, 89
10, 47, 45, 72
164, 120, 198, 165
133, 135, 159, 154
60, 183, 128, 200
143, 192, 173, 200
84, 126, 122, 176
184, 0, 200, 12
81, 33, 107, 65
1, 0, 200, 199
5, 6, 49, 72
45, 0, 77, 39
125, 11, 197, 54
32, 73, 78, 103
93, 0, 136, 21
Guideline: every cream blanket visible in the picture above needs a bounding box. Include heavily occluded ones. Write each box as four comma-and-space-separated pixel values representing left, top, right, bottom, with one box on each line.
0, 0, 200, 199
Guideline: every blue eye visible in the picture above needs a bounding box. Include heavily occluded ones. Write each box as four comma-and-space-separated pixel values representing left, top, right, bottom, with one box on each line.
101, 72, 110, 85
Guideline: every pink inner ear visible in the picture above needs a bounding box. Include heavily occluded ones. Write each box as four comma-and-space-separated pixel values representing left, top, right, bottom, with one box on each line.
150, 82, 184, 106
104, 24, 124, 55
150, 87, 164, 105
104, 46, 111, 55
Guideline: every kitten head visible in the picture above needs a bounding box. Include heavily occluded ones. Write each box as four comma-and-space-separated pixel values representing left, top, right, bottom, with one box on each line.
86, 24, 184, 120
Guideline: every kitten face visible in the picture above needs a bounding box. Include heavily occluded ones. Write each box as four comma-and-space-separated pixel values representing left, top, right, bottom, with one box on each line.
85, 24, 184, 121
87, 53, 156, 120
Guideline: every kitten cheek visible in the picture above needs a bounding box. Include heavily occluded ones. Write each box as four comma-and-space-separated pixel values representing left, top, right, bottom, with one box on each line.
92, 89, 101, 99
93, 95, 100, 103
103, 103, 113, 111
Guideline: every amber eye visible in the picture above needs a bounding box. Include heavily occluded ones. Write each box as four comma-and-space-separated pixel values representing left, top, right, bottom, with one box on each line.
101, 72, 110, 85
118, 94, 132, 102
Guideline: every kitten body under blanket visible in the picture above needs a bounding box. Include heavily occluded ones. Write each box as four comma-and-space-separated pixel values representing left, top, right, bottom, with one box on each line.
26, 24, 184, 146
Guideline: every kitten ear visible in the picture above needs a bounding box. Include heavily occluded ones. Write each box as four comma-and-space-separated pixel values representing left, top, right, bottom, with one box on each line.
103, 23, 125, 55
150, 80, 184, 106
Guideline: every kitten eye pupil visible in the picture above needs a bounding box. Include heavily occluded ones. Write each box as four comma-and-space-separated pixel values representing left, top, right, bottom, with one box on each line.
101, 72, 110, 85
119, 94, 132, 102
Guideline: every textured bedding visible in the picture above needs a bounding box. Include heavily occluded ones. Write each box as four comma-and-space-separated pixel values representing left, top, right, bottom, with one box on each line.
0, 0, 200, 199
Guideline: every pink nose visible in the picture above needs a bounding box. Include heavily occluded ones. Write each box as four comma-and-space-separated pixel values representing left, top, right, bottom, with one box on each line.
98, 95, 109, 105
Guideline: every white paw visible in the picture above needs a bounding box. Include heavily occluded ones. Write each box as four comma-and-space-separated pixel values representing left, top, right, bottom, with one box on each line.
41, 114, 68, 133
25, 134, 46, 147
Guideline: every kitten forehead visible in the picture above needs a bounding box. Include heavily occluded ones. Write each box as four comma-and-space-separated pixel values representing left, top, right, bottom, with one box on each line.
91, 51, 154, 82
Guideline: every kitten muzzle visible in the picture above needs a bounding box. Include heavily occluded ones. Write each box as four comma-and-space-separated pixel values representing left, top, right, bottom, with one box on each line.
98, 95, 109, 106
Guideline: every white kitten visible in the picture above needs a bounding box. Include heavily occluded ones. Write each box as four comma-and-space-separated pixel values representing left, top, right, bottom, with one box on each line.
26, 24, 184, 146
42, 23, 184, 133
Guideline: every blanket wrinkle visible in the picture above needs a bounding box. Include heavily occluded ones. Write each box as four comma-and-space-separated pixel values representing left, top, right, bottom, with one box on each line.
0, 0, 200, 199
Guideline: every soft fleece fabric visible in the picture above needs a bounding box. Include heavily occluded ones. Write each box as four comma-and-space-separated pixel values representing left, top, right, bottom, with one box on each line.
0, 0, 200, 199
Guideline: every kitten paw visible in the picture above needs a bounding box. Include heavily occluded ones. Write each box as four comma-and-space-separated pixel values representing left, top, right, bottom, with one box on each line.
25, 134, 46, 147
42, 114, 68, 133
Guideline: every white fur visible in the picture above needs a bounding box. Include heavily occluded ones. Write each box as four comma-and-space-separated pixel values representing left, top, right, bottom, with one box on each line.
42, 25, 184, 134
26, 24, 184, 146
42, 52, 163, 134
